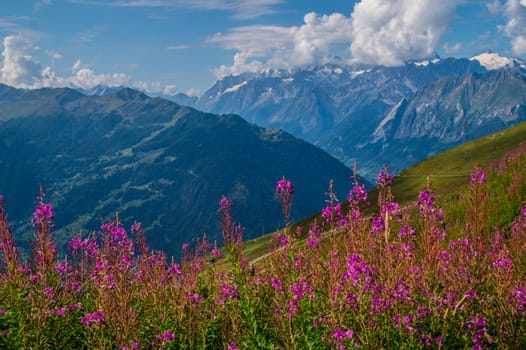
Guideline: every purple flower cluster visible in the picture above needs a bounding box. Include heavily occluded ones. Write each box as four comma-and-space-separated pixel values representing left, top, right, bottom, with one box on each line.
350, 183, 368, 203
32, 201, 55, 228
80, 311, 106, 327
157, 330, 175, 345
340, 254, 370, 287
331, 327, 355, 349
509, 287, 526, 315
221, 282, 239, 300
376, 170, 394, 187
321, 203, 347, 227
470, 168, 486, 185
465, 316, 493, 349
224, 343, 239, 350
68, 236, 99, 257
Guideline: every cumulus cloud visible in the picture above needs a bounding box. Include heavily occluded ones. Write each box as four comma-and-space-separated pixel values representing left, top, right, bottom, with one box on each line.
501, 0, 526, 55
209, 12, 353, 78
349, 0, 459, 66
0, 35, 181, 95
0, 35, 43, 87
210, 1, 461, 77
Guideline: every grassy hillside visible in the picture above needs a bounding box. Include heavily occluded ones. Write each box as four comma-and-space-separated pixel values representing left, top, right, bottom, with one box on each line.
241, 120, 526, 263
383, 119, 526, 205
0, 121, 525, 349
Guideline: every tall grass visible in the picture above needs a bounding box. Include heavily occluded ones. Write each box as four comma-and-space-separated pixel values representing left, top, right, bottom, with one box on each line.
0, 143, 525, 349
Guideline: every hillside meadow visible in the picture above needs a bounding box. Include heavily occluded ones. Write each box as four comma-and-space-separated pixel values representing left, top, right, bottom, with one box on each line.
1, 134, 525, 348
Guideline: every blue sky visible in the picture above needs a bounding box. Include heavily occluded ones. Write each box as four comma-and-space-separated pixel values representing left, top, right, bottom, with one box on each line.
1, 0, 525, 95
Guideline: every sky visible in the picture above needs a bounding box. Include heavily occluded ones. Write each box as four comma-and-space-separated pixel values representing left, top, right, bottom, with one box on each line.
0, 0, 525, 96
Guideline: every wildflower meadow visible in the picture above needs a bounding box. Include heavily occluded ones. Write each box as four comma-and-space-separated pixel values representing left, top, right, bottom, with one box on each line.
0, 143, 525, 349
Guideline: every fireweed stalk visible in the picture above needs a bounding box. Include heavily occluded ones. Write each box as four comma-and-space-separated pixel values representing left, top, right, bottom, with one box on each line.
0, 196, 19, 282
218, 195, 244, 265
276, 176, 294, 229
0, 145, 525, 348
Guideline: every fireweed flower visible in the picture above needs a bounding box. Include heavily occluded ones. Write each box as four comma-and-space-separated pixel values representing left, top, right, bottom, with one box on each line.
157, 331, 175, 345
224, 343, 239, 350
331, 328, 355, 350
32, 201, 55, 228
0, 195, 20, 278
68, 236, 88, 253
276, 176, 294, 227
54, 261, 72, 275
307, 224, 321, 249
221, 283, 239, 300
30, 193, 58, 275
509, 287, 526, 315
398, 224, 416, 239
370, 216, 385, 235
376, 170, 394, 187
80, 311, 106, 327
470, 168, 486, 185
350, 183, 368, 203
218, 195, 244, 261
211, 248, 223, 259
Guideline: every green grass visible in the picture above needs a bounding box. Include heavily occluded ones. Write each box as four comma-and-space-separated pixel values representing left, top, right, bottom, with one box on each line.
241, 120, 526, 264
386, 120, 526, 204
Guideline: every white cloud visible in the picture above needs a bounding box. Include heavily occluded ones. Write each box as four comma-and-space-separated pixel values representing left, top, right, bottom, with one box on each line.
502, 0, 526, 55
208, 12, 353, 78
0, 35, 43, 87
349, 0, 459, 66
486, 0, 502, 15
167, 44, 190, 50
185, 88, 200, 97
76, 26, 104, 43
210, 2, 460, 77
443, 42, 462, 54
47, 51, 63, 60
0, 35, 181, 94
33, 0, 53, 14
77, 0, 283, 19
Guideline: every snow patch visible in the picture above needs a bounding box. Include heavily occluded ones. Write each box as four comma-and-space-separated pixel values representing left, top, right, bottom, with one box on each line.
413, 58, 440, 66
470, 52, 524, 70
371, 99, 405, 143
351, 69, 367, 77
223, 81, 248, 94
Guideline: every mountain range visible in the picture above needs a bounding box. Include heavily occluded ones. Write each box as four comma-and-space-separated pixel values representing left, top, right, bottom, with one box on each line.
0, 85, 355, 258
166, 52, 526, 180
2, 51, 525, 258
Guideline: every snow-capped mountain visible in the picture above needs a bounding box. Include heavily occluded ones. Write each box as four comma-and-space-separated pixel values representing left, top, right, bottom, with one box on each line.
195, 57, 486, 142
361, 69, 526, 176
169, 53, 524, 180
470, 52, 526, 70
79, 53, 525, 181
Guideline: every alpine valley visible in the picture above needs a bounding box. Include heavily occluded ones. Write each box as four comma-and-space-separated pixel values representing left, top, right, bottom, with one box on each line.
0, 86, 355, 258
2, 52, 526, 259
169, 52, 526, 180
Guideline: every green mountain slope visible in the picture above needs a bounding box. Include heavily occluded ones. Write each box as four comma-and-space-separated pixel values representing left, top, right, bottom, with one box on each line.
241, 120, 526, 263
0, 86, 356, 259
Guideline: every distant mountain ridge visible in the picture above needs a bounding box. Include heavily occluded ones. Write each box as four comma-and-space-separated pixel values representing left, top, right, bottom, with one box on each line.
0, 85, 356, 258
162, 52, 526, 180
